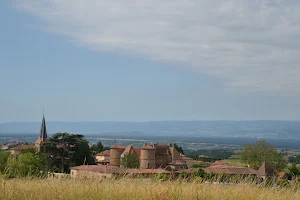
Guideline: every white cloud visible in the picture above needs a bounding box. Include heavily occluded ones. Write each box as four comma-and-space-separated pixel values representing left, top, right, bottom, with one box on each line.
12, 0, 300, 93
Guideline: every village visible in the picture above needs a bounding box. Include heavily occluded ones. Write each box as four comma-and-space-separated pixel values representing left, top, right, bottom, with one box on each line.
2, 114, 291, 182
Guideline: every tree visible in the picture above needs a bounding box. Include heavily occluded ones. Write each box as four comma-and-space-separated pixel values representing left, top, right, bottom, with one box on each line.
90, 141, 104, 156
240, 140, 286, 171
43, 132, 93, 172
5, 152, 46, 177
73, 139, 94, 166
288, 163, 300, 176
120, 153, 139, 168
174, 143, 184, 154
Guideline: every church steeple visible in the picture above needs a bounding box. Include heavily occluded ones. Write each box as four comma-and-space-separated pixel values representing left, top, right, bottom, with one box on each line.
35, 111, 47, 151
39, 113, 47, 141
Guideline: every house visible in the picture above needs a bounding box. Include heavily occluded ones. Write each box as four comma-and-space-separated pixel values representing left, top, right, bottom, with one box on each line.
178, 165, 257, 176
1, 144, 12, 150
10, 145, 35, 156
95, 150, 110, 164
256, 161, 275, 179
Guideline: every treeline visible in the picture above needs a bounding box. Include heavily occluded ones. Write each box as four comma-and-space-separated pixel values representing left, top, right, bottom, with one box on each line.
185, 149, 234, 162
0, 133, 105, 178
288, 155, 300, 164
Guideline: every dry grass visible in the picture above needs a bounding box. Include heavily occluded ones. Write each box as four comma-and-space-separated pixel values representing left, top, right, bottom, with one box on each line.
0, 178, 299, 200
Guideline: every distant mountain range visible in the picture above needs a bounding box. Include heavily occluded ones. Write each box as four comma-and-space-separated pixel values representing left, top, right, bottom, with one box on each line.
1, 121, 300, 140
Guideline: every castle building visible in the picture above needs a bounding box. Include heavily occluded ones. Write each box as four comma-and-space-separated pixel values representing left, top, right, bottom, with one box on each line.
108, 142, 188, 170
35, 114, 47, 152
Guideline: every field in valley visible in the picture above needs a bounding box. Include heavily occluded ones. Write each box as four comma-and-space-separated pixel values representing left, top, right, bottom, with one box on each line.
0, 178, 299, 200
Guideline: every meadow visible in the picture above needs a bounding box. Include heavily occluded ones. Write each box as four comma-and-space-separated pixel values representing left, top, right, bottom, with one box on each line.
0, 178, 299, 200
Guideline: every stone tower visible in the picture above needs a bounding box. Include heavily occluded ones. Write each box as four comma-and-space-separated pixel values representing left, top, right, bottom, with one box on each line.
35, 114, 47, 152
110, 144, 125, 167
140, 144, 156, 169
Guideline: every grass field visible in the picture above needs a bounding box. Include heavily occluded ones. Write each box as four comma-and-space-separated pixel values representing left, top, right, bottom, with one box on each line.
0, 178, 299, 200
223, 154, 247, 167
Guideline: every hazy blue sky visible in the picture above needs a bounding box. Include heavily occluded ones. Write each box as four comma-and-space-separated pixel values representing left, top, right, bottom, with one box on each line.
1, 1, 300, 122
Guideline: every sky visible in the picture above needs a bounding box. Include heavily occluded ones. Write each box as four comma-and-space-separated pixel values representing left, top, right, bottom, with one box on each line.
1, 0, 300, 122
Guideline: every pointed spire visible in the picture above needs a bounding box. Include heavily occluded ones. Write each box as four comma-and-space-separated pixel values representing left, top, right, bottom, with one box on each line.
39, 111, 47, 141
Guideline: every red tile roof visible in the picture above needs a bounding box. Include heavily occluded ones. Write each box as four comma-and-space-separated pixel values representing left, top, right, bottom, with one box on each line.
122, 145, 133, 154
96, 150, 110, 156
204, 165, 257, 175
168, 160, 187, 166
35, 138, 46, 144
257, 161, 275, 177
70, 165, 172, 174
277, 172, 286, 179
133, 148, 141, 157
211, 161, 229, 166
10, 145, 35, 150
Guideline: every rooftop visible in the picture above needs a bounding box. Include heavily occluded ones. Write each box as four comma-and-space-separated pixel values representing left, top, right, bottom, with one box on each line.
96, 150, 110, 157
70, 165, 172, 174
204, 165, 257, 175
10, 145, 35, 150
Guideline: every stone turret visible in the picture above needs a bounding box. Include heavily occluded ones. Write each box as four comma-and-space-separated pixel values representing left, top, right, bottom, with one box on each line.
140, 144, 156, 169
110, 144, 125, 167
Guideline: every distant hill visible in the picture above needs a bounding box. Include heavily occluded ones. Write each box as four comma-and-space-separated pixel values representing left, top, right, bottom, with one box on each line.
1, 121, 300, 140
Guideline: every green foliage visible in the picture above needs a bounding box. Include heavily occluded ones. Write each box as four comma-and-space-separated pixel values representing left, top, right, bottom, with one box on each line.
190, 163, 209, 168
43, 132, 93, 172
190, 156, 217, 163
5, 152, 46, 178
173, 143, 184, 154
186, 150, 234, 162
240, 140, 286, 171
90, 141, 104, 156
73, 140, 94, 166
288, 163, 300, 176
0, 151, 11, 172
288, 155, 300, 164
179, 171, 189, 179
120, 153, 139, 168
192, 168, 206, 178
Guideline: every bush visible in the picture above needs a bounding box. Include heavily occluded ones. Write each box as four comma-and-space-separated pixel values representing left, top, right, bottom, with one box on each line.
192, 168, 206, 178
5, 152, 46, 178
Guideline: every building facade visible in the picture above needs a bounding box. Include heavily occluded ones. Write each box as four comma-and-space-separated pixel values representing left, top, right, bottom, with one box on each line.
108, 142, 187, 170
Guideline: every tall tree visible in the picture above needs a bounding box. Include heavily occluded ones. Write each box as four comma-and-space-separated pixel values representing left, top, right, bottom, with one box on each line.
43, 132, 92, 172
90, 141, 104, 156
240, 140, 286, 170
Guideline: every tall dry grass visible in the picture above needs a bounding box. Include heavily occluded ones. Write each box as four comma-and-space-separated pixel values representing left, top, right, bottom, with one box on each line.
0, 177, 299, 200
